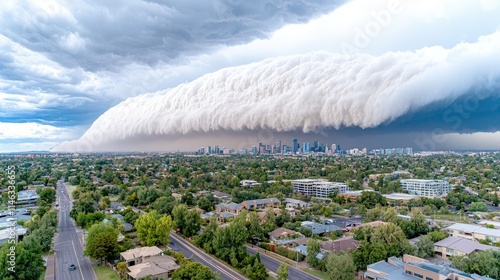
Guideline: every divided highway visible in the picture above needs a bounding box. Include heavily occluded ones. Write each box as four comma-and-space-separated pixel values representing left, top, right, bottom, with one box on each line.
54, 179, 97, 280
170, 232, 247, 280
246, 246, 321, 280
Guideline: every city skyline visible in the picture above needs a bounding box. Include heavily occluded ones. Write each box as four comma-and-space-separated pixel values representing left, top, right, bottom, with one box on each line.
1, 0, 500, 152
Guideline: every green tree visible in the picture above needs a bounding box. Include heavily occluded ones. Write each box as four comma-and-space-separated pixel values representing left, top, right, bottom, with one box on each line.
0, 241, 45, 280
356, 191, 387, 208
246, 253, 268, 280
197, 197, 214, 212
413, 235, 434, 258
172, 262, 217, 280
84, 222, 119, 263
469, 201, 488, 212
427, 230, 448, 242
116, 262, 127, 280
325, 252, 356, 280
306, 239, 321, 268
277, 262, 289, 280
135, 210, 173, 246
247, 211, 264, 241
39, 188, 56, 205
172, 204, 201, 237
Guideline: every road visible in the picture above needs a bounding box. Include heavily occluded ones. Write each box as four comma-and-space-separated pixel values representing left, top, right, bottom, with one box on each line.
246, 247, 321, 280
54, 179, 97, 280
169, 233, 247, 280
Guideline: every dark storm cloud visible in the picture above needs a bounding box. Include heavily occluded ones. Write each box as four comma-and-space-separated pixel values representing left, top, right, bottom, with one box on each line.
0, 0, 343, 71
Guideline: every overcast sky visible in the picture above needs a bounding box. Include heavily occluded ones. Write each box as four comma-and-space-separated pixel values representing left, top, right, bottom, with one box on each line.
1, 0, 500, 152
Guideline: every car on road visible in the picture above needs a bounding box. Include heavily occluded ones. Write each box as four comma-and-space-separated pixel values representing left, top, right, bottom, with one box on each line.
69, 264, 76, 271
342, 228, 350, 233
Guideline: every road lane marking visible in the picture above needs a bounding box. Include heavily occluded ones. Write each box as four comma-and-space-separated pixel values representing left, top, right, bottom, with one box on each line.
72, 240, 85, 279
170, 234, 243, 280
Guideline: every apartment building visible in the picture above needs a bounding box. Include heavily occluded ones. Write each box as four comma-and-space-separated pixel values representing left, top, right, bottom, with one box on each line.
365, 255, 493, 280
291, 179, 350, 198
445, 223, 500, 242
434, 236, 499, 259
240, 198, 281, 210
400, 179, 450, 198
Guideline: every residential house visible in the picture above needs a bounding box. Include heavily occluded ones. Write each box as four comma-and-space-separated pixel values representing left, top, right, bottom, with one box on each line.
284, 198, 310, 209
268, 228, 304, 245
434, 236, 500, 259
320, 236, 360, 253
212, 191, 232, 201
126, 255, 179, 280
120, 246, 163, 267
364, 254, 493, 280
295, 245, 323, 260
215, 203, 243, 215
241, 180, 260, 187
301, 221, 342, 235
240, 198, 281, 210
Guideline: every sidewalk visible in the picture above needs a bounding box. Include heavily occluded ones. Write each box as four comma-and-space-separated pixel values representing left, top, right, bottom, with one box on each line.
44, 254, 55, 280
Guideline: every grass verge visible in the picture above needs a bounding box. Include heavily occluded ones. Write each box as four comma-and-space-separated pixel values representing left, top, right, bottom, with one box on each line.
94, 265, 120, 280
302, 268, 329, 280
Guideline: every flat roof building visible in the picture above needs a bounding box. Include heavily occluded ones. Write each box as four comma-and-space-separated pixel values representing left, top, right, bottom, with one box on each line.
292, 179, 350, 198
400, 179, 450, 198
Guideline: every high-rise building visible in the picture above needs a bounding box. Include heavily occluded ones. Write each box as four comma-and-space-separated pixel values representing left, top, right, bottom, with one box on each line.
303, 142, 310, 153
313, 141, 319, 152
251, 146, 257, 155
331, 144, 337, 153
291, 138, 298, 153
275, 140, 282, 154
206, 146, 212, 154
214, 145, 220, 154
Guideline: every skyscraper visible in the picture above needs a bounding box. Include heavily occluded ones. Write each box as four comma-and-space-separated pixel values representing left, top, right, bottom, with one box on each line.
291, 138, 298, 153
303, 142, 310, 153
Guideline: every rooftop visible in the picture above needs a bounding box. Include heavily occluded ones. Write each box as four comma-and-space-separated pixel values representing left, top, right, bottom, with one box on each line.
435, 236, 500, 254
120, 246, 163, 261
126, 255, 179, 279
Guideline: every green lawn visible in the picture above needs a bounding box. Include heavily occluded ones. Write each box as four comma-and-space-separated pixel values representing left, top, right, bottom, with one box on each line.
302, 268, 329, 280
93, 265, 120, 280
65, 183, 77, 200
432, 214, 469, 223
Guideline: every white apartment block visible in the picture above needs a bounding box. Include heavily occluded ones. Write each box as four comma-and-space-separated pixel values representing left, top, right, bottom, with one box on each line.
291, 179, 350, 198
400, 179, 450, 198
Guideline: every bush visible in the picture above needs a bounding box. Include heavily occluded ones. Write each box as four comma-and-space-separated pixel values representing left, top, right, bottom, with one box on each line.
274, 246, 305, 262
259, 243, 271, 251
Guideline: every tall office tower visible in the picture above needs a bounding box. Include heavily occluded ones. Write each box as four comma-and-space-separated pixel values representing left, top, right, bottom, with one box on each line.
313, 141, 319, 152
303, 142, 310, 153
199, 147, 205, 154
319, 143, 325, 153
291, 138, 298, 153
206, 146, 212, 154
258, 142, 264, 154
331, 144, 337, 153
405, 147, 413, 155
214, 145, 220, 154
284, 145, 291, 154
276, 140, 282, 154
251, 146, 257, 155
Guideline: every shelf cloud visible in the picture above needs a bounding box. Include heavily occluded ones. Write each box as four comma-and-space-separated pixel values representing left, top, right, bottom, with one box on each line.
54, 32, 500, 151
